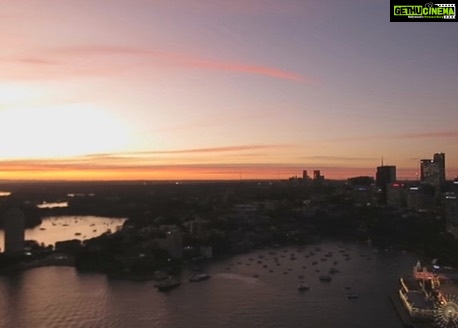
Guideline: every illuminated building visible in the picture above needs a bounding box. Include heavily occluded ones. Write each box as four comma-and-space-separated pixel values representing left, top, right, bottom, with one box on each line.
420, 153, 446, 187
3, 208, 25, 255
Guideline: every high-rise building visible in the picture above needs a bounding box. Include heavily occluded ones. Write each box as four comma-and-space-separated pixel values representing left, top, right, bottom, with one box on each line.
434, 153, 446, 182
420, 153, 446, 187
376, 165, 396, 188
302, 170, 309, 180
375, 165, 396, 205
4, 208, 25, 255
445, 192, 458, 238
313, 170, 324, 180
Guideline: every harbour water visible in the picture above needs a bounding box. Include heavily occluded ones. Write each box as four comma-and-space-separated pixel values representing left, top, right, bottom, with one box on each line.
0, 242, 415, 328
0, 216, 126, 249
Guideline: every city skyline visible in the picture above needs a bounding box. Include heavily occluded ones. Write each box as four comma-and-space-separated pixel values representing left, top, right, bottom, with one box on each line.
0, 0, 457, 180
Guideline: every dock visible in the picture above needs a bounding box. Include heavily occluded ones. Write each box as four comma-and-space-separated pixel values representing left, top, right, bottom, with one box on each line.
390, 292, 435, 328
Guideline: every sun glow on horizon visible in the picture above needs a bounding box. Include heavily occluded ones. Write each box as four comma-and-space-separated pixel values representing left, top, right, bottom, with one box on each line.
0, 103, 133, 159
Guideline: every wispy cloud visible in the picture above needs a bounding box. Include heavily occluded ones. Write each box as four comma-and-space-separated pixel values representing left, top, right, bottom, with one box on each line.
59, 45, 313, 83
0, 144, 288, 170
327, 130, 458, 142
0, 56, 60, 65
123, 144, 287, 155
395, 131, 458, 139
1, 44, 315, 83
300, 156, 378, 161
151, 0, 309, 15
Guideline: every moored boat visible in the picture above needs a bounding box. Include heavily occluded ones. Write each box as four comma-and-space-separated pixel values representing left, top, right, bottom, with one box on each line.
347, 293, 359, 299
189, 273, 211, 282
319, 275, 332, 282
155, 279, 181, 292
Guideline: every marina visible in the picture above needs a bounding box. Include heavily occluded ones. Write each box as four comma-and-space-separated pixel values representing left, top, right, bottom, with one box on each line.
0, 241, 409, 328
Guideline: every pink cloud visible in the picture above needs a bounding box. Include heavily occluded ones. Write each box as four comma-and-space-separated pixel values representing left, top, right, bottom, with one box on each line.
326, 130, 458, 143
64, 45, 313, 83
395, 131, 458, 139
149, 0, 308, 15
185, 58, 309, 82
6, 44, 316, 83
129, 144, 287, 155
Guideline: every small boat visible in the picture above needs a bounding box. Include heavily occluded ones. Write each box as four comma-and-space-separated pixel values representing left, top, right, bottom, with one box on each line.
155, 279, 181, 292
329, 268, 339, 274
347, 293, 359, 299
75, 232, 81, 236
319, 275, 332, 282
189, 273, 211, 282
297, 283, 310, 291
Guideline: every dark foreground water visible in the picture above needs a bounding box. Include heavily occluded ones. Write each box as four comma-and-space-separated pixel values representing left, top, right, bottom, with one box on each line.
0, 242, 414, 328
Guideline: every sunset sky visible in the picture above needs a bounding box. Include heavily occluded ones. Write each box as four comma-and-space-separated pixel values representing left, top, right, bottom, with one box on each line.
0, 0, 457, 181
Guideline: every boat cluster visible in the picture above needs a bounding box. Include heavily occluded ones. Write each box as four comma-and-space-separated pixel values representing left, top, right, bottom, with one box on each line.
154, 244, 362, 300
154, 273, 211, 292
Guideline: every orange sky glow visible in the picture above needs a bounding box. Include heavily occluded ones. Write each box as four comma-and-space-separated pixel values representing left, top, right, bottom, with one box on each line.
0, 0, 457, 181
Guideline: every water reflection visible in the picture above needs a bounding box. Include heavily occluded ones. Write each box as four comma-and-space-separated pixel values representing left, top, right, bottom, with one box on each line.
0, 216, 126, 247
0, 191, 11, 196
0, 242, 411, 328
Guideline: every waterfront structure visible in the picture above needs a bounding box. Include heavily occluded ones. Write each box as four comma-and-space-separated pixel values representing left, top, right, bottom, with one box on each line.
3, 208, 25, 255
420, 153, 446, 187
393, 261, 458, 327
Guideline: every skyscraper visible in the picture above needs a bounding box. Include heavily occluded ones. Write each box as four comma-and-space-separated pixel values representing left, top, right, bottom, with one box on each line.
434, 152, 446, 183
376, 165, 396, 188
4, 208, 25, 255
376, 165, 396, 205
302, 170, 309, 180
420, 153, 445, 187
